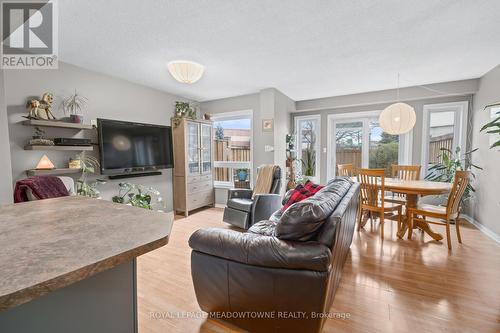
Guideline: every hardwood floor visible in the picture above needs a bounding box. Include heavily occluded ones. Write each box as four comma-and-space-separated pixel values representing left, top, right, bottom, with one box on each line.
137, 208, 500, 333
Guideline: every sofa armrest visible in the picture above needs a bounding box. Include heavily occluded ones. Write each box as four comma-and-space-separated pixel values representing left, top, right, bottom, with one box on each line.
188, 228, 331, 271
252, 194, 282, 224
227, 188, 253, 200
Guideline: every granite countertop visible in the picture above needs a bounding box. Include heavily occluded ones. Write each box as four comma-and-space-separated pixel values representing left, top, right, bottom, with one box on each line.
0, 196, 173, 311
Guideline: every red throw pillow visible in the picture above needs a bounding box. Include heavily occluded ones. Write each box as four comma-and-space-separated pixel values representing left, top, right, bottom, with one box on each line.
281, 184, 311, 212
303, 180, 324, 194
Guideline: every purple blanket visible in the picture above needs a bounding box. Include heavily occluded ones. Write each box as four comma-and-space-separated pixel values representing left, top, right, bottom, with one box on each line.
14, 176, 69, 203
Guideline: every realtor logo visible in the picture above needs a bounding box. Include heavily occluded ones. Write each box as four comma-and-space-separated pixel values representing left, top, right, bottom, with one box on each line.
1, 0, 58, 69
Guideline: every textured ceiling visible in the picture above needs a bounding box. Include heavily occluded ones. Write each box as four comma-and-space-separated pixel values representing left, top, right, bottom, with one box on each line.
59, 0, 500, 101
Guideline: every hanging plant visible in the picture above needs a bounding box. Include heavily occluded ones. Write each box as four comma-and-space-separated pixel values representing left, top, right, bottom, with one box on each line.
480, 102, 500, 149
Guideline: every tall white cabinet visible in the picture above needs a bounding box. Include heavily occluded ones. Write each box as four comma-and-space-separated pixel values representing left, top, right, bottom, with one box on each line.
172, 118, 214, 216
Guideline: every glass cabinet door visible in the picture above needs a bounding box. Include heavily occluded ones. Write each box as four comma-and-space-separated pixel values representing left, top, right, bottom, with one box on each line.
187, 122, 200, 175
201, 124, 212, 174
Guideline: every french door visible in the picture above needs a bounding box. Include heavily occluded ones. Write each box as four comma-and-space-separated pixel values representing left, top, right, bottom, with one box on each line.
327, 111, 411, 179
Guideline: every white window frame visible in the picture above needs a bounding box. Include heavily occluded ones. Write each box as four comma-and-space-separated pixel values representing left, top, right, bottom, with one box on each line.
421, 101, 468, 178
212, 110, 253, 188
294, 115, 321, 183
326, 110, 413, 180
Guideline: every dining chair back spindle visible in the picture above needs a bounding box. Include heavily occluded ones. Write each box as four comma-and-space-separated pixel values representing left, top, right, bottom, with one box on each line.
447, 170, 470, 219
357, 169, 402, 239
386, 165, 422, 204
338, 163, 354, 177
391, 165, 421, 181
408, 170, 470, 250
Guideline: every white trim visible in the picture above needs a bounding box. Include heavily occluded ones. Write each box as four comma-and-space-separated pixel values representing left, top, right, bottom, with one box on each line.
212, 109, 254, 187
399, 128, 413, 165
461, 214, 500, 244
421, 101, 469, 178
211, 109, 253, 120
213, 161, 252, 168
214, 203, 226, 208
294, 114, 321, 183
326, 110, 412, 180
213, 182, 234, 189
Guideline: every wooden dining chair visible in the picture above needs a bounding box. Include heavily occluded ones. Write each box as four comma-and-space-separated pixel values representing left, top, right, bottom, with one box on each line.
385, 164, 422, 204
338, 163, 354, 177
408, 170, 470, 250
357, 169, 403, 240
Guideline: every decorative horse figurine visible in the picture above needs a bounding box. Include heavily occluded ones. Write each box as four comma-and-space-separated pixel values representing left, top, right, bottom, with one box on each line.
26, 93, 57, 120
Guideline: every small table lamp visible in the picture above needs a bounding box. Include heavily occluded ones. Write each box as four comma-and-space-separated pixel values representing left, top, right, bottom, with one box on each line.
36, 155, 55, 170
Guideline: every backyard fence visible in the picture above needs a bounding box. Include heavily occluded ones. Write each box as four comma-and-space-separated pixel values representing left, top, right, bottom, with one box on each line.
333, 134, 453, 173
428, 134, 453, 164
214, 139, 251, 182
336, 149, 362, 171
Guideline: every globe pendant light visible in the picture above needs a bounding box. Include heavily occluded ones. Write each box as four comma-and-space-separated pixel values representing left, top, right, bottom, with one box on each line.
379, 74, 416, 135
167, 60, 205, 84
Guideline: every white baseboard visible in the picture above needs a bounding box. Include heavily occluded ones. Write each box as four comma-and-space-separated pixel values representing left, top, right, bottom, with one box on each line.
461, 214, 500, 244
214, 203, 226, 209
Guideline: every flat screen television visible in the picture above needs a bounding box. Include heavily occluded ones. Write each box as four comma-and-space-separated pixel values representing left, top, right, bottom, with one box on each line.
97, 118, 174, 176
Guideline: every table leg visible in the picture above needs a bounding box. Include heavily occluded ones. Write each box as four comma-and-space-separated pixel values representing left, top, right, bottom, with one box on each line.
397, 194, 443, 241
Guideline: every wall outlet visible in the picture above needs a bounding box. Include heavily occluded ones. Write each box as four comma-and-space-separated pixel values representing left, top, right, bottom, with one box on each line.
264, 145, 274, 152
90, 119, 97, 127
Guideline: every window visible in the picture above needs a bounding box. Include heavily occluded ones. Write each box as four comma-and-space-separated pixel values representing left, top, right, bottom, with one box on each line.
327, 110, 411, 179
295, 115, 321, 183
421, 101, 468, 177
212, 110, 253, 188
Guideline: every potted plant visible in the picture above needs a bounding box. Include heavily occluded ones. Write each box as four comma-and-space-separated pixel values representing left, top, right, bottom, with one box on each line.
236, 169, 248, 181
172, 101, 197, 127
62, 90, 88, 124
112, 182, 164, 211
75, 151, 106, 198
425, 147, 482, 205
480, 102, 500, 149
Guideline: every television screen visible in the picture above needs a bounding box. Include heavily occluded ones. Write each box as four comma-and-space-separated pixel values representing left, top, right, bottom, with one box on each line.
97, 119, 173, 175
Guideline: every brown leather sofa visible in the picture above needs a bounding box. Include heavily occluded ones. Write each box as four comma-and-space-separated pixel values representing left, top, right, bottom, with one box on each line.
189, 178, 360, 333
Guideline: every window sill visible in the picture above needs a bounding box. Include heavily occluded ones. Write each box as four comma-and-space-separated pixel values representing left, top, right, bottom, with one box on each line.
214, 183, 253, 190
214, 183, 234, 190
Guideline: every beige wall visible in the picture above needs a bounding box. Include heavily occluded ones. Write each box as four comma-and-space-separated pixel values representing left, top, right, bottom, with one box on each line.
471, 64, 500, 238
0, 70, 14, 204
293, 80, 477, 184
4, 62, 189, 211
201, 88, 294, 203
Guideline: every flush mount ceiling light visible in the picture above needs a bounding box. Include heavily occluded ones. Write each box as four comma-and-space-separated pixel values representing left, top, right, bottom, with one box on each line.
167, 60, 205, 84
379, 74, 416, 135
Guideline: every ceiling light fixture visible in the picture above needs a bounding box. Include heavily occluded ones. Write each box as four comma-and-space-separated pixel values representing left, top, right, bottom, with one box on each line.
379, 73, 416, 135
167, 60, 205, 84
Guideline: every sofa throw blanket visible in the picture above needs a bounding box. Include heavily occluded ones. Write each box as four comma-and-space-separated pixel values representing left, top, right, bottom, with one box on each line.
14, 176, 69, 203
252, 165, 277, 198
276, 177, 353, 241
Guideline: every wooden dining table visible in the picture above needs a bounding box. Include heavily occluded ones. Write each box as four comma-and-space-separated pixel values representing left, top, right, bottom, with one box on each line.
353, 177, 452, 240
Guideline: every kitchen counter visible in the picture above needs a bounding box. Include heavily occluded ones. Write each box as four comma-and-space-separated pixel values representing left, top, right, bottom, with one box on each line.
0, 196, 173, 333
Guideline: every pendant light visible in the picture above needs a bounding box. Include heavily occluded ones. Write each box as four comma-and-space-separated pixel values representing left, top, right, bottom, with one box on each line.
167, 60, 205, 84
379, 74, 416, 135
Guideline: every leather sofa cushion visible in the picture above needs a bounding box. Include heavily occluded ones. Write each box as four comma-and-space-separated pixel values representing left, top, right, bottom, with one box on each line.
189, 228, 332, 271
248, 219, 278, 236
227, 198, 253, 212
276, 178, 353, 241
